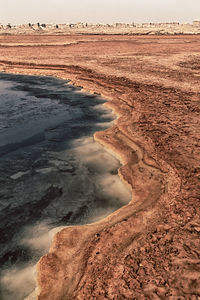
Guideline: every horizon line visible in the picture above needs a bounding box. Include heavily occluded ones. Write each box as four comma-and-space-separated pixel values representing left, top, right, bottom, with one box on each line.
1, 20, 200, 26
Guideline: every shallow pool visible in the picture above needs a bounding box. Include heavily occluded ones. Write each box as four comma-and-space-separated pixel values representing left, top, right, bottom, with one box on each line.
0, 73, 131, 300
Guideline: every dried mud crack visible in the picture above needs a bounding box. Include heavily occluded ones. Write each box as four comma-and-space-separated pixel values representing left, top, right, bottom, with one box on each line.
0, 34, 200, 299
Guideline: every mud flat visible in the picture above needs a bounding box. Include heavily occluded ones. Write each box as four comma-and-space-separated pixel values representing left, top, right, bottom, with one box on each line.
0, 34, 200, 299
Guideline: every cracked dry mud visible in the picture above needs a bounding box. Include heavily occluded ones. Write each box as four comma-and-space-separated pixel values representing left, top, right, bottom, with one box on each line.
0, 34, 200, 299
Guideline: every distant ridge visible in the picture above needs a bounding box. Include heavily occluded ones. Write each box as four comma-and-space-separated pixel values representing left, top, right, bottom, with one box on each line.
0, 21, 200, 35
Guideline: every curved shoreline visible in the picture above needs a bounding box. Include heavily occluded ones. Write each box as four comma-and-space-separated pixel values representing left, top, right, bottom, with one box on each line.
0, 34, 200, 299
2, 70, 166, 300
33, 75, 172, 299
0, 67, 193, 300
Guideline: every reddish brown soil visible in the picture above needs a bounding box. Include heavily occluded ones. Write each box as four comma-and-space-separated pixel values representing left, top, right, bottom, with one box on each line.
0, 35, 200, 299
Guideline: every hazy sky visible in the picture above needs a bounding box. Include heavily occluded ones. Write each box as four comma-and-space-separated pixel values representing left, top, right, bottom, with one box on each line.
1, 0, 200, 25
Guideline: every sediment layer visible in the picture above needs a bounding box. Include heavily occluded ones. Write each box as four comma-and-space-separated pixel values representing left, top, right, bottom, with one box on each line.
0, 34, 200, 299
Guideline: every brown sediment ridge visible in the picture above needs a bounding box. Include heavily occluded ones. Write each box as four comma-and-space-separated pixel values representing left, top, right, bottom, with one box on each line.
0, 35, 200, 299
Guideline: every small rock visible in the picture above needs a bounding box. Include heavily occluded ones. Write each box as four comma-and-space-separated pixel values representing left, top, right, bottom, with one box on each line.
10, 171, 29, 180
36, 167, 57, 174
58, 165, 74, 172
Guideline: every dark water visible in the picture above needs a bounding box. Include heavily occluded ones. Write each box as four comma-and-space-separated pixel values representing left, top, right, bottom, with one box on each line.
0, 73, 131, 299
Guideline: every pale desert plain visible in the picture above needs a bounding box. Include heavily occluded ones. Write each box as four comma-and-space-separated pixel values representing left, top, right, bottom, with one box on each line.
0, 25, 200, 299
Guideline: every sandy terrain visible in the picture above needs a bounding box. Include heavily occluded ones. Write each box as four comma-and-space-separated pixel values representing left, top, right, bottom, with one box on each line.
0, 34, 200, 299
